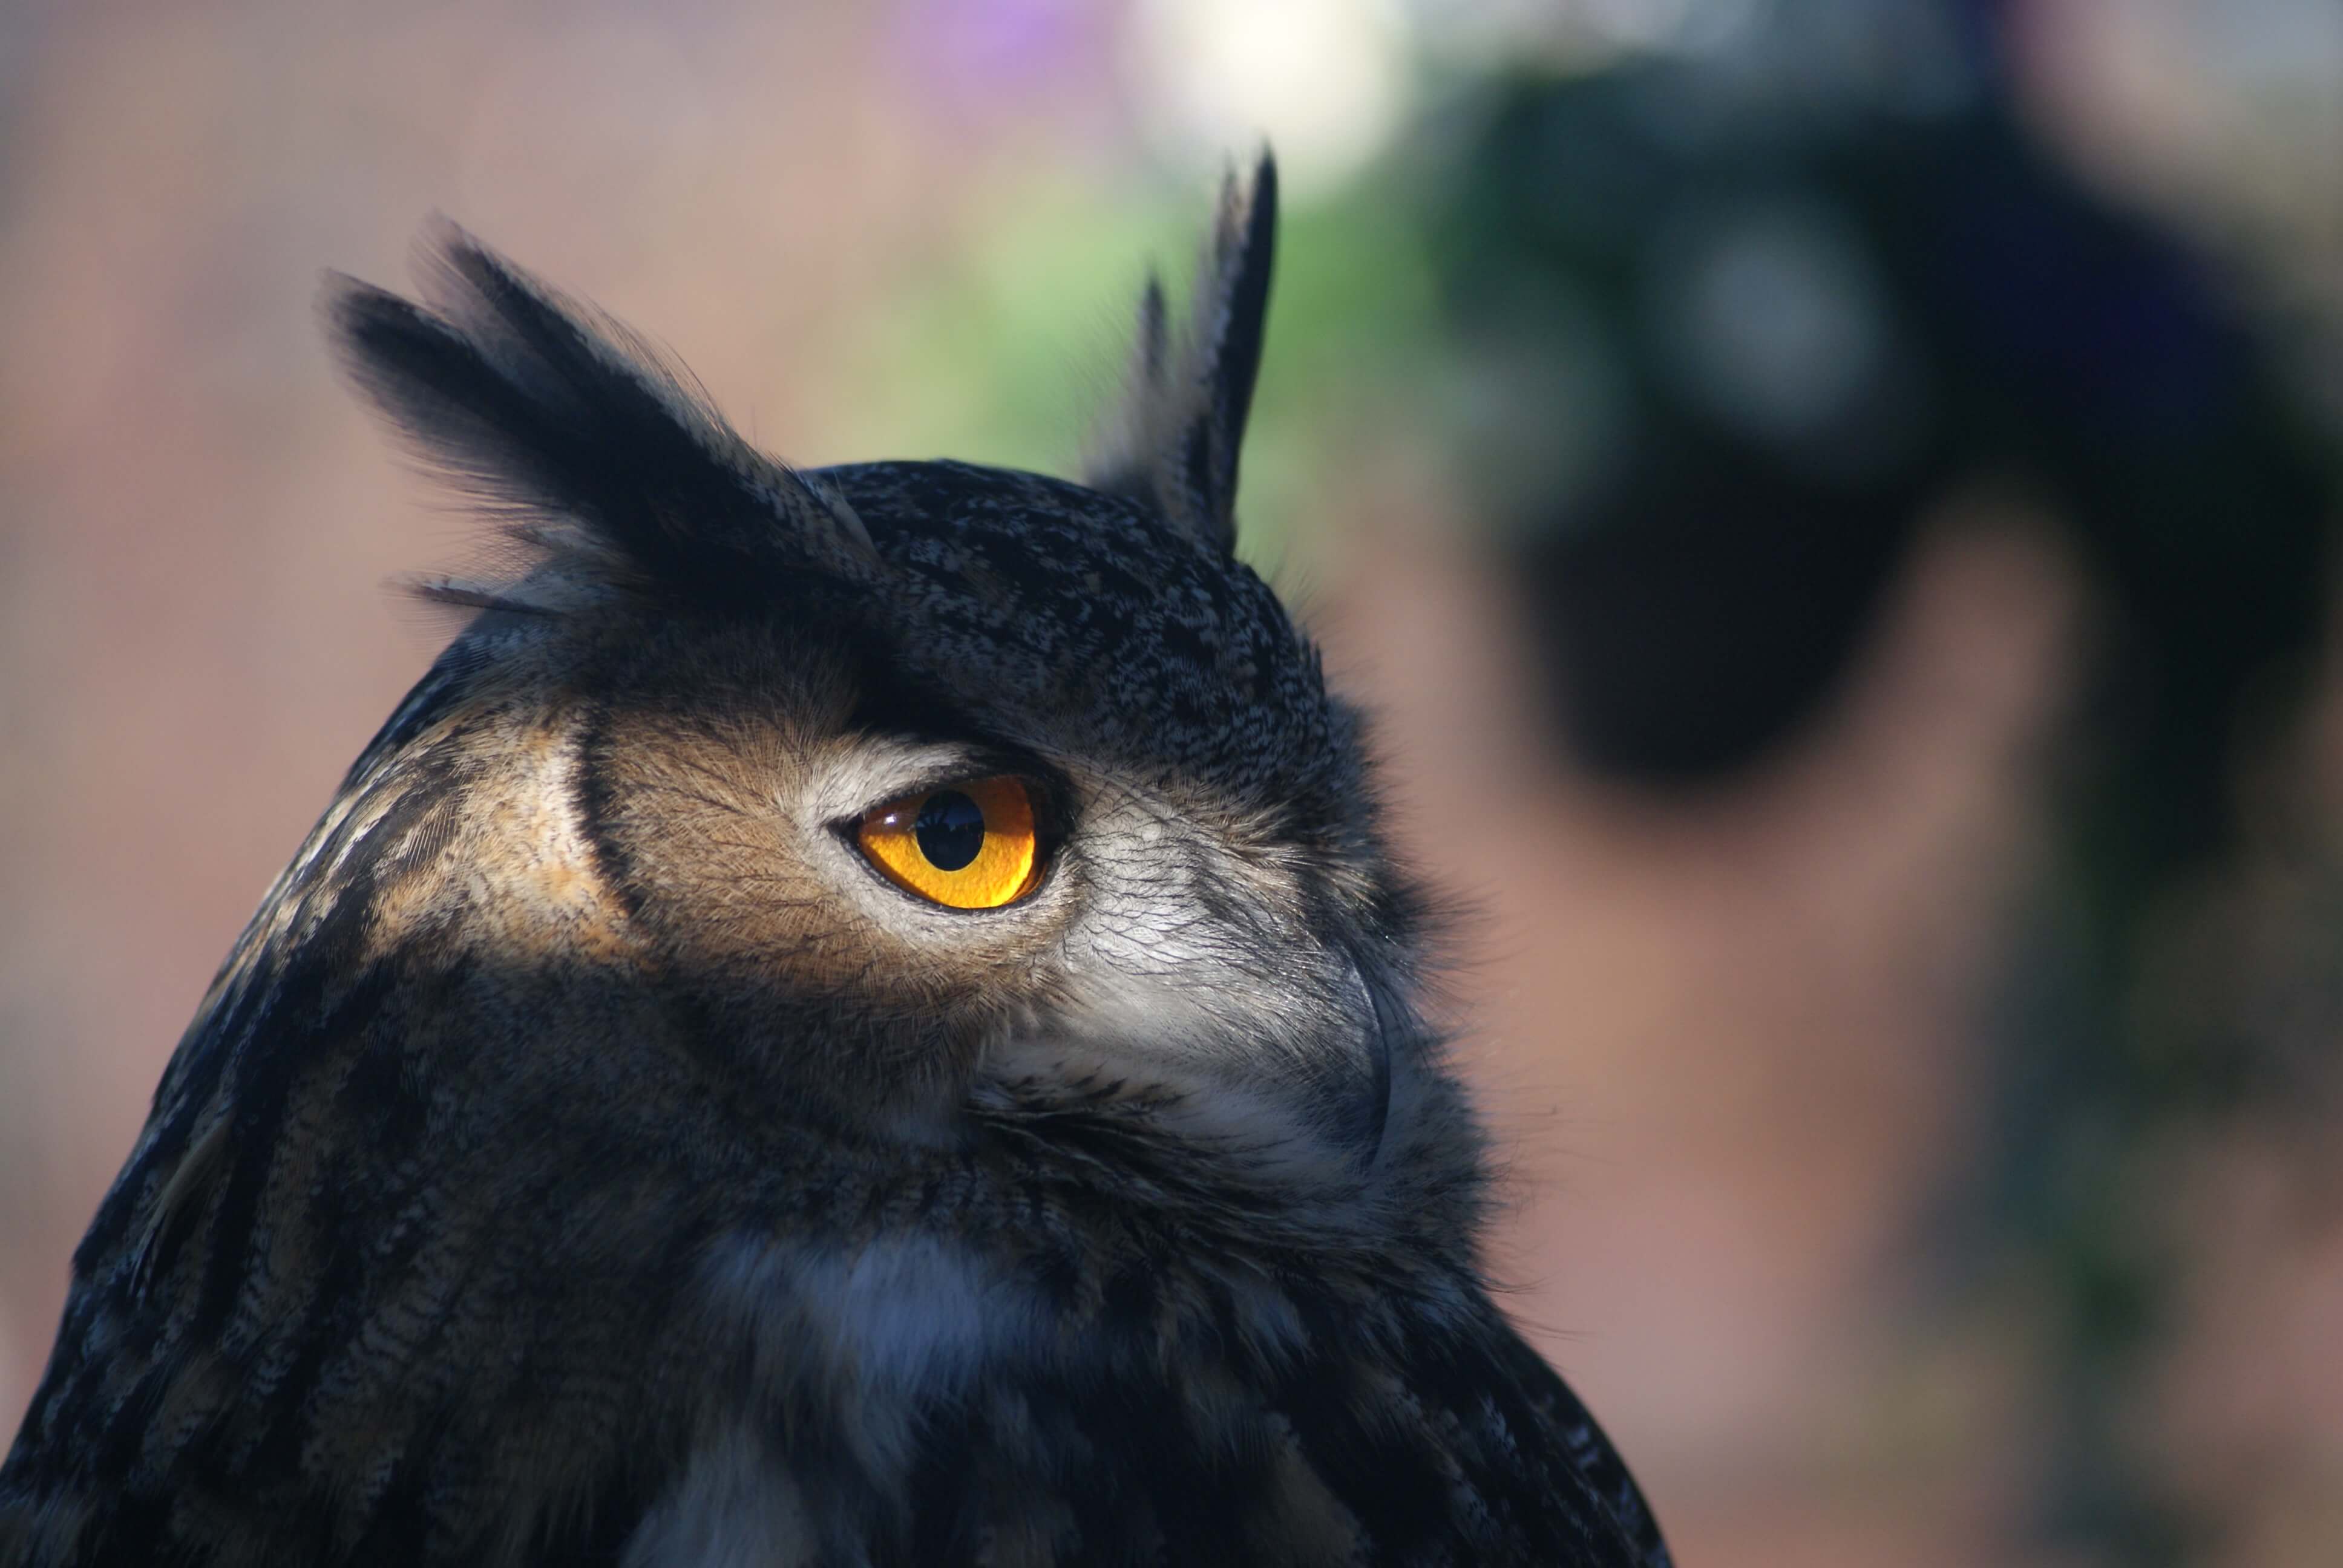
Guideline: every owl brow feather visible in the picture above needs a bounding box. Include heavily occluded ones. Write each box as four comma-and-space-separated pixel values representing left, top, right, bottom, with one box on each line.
1085, 151, 1277, 556
327, 220, 876, 613
405, 578, 563, 617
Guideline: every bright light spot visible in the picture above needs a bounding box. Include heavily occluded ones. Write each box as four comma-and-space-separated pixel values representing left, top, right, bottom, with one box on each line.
1121, 0, 1414, 198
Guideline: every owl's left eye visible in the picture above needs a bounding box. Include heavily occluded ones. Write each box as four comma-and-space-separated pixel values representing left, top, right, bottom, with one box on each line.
855, 775, 1043, 910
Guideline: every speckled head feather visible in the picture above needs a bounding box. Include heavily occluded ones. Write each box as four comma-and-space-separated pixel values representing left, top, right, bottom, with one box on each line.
0, 158, 1670, 1567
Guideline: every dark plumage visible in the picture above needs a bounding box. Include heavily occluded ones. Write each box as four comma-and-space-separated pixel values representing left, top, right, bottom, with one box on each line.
1, 159, 1668, 1567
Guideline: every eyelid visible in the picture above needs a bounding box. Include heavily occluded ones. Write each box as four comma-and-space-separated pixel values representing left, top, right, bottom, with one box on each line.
839, 746, 1058, 831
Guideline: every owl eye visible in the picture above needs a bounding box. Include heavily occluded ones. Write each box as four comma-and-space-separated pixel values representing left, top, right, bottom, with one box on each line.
854, 775, 1043, 910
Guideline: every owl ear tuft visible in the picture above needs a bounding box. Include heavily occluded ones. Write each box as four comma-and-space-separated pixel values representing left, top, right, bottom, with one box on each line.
326, 220, 874, 605
1087, 152, 1277, 555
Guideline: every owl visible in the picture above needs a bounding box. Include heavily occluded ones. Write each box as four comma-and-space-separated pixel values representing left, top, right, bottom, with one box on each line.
0, 158, 1669, 1567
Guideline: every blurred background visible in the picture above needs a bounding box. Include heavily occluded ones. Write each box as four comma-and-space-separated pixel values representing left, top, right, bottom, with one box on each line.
4, 0, 2342, 1561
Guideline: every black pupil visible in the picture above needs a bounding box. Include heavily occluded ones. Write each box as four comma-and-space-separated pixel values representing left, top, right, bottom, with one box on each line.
913, 790, 986, 872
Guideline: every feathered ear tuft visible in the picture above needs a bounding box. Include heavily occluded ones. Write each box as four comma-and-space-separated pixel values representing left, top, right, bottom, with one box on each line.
1087, 152, 1277, 555
326, 219, 874, 606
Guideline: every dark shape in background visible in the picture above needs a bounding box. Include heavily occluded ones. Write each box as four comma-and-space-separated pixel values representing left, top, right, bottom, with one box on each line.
1423, 21, 2341, 1566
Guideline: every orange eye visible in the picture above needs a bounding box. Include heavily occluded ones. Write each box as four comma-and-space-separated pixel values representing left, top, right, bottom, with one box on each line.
855, 775, 1043, 910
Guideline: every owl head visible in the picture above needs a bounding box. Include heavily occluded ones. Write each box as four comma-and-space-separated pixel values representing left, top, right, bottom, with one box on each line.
313, 155, 1477, 1247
